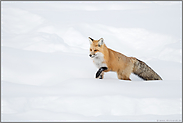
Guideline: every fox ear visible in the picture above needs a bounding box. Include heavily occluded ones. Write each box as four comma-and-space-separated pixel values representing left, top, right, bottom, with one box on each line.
98, 38, 104, 47
89, 37, 94, 45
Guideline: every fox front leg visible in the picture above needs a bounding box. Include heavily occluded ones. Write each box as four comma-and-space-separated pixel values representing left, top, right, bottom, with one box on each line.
96, 67, 108, 79
99, 72, 104, 79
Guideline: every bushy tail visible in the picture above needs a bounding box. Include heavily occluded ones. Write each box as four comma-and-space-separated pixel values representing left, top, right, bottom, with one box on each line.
133, 59, 162, 80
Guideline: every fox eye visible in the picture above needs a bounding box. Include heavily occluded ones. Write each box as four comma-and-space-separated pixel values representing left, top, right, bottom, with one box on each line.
90, 49, 92, 51
94, 50, 98, 52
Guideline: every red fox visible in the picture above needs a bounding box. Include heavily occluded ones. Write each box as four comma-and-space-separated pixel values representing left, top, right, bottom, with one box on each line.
89, 37, 162, 81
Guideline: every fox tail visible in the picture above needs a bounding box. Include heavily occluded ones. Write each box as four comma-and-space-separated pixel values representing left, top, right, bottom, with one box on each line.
133, 58, 162, 80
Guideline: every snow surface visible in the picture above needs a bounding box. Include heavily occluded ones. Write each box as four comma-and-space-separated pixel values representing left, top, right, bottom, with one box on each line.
1, 1, 182, 122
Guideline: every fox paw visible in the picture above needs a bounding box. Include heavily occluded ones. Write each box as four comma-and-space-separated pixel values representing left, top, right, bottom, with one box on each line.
99, 75, 103, 79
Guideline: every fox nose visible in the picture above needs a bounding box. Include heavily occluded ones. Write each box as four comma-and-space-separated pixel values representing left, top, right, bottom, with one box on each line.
89, 54, 92, 57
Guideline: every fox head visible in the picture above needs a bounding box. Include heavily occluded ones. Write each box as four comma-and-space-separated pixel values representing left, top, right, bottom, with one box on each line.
89, 37, 104, 58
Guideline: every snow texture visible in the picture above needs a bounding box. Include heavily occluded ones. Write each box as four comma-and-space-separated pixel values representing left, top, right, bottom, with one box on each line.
1, 1, 182, 122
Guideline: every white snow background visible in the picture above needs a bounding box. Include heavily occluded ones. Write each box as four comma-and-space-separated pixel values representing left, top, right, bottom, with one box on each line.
1, 1, 182, 122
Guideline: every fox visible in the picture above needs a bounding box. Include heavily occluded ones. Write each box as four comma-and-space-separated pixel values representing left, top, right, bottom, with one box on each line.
89, 37, 162, 81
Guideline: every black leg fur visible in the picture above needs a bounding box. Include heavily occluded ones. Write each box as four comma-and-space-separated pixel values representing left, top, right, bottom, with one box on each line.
99, 75, 103, 79
96, 67, 108, 78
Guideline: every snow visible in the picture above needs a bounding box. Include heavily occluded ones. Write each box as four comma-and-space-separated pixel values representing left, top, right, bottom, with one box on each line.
1, 1, 182, 122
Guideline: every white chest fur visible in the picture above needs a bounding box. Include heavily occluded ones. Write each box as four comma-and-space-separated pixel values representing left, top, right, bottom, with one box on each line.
92, 52, 107, 68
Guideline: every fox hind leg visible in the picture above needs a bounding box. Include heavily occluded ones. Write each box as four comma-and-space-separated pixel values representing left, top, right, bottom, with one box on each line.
117, 71, 131, 81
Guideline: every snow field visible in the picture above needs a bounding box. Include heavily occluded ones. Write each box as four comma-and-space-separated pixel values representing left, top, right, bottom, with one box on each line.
1, 1, 182, 122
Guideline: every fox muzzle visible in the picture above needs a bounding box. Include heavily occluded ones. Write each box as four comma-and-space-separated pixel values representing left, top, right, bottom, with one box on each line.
89, 54, 96, 58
